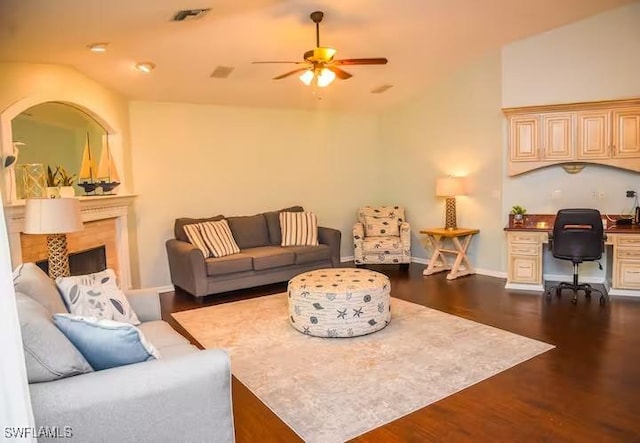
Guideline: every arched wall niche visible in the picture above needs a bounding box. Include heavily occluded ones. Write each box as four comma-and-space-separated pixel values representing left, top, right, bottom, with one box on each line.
1, 95, 125, 203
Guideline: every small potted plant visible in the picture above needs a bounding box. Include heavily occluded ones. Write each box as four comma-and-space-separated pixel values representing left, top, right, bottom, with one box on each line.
56, 166, 76, 198
511, 205, 527, 226
45, 166, 76, 198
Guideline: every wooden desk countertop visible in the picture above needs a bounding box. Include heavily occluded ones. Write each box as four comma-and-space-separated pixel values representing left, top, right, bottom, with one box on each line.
504, 213, 640, 234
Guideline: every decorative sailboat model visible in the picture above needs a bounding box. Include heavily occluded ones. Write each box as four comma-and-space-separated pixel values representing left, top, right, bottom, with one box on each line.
77, 133, 120, 195
96, 139, 120, 194
77, 134, 99, 194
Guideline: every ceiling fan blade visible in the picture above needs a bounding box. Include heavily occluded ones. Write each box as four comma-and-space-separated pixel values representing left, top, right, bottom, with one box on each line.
252, 61, 306, 64
333, 58, 388, 66
273, 68, 309, 80
327, 66, 352, 80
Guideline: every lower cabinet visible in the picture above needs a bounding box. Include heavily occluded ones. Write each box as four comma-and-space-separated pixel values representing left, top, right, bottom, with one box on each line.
507, 232, 543, 285
611, 234, 640, 289
507, 231, 640, 291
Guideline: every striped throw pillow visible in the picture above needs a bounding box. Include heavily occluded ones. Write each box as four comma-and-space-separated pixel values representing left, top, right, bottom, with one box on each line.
199, 220, 241, 257
183, 220, 240, 258
280, 212, 319, 246
183, 223, 211, 257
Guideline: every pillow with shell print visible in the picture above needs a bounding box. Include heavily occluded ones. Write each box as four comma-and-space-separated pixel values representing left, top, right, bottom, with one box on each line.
364, 215, 400, 237
55, 269, 140, 325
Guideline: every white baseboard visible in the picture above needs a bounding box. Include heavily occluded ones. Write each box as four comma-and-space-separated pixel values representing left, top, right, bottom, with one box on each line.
153, 285, 175, 294
475, 268, 507, 279
608, 288, 640, 297
340, 256, 355, 263
543, 273, 606, 284
411, 257, 428, 265
504, 282, 545, 292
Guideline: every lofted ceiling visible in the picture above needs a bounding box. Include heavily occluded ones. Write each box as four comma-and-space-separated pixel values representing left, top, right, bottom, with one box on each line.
0, 0, 636, 111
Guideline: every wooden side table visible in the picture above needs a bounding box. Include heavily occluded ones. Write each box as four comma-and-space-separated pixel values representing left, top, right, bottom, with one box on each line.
420, 228, 479, 280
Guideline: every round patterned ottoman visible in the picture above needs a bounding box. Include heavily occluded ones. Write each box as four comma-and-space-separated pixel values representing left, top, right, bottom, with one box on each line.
287, 268, 391, 338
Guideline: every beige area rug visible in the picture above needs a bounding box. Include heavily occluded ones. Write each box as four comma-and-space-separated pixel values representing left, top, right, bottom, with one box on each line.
173, 293, 554, 443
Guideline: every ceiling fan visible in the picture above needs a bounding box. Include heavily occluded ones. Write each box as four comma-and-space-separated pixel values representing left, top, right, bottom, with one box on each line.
252, 11, 388, 87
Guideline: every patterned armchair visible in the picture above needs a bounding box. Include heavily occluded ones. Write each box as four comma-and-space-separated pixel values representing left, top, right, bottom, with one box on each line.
353, 206, 411, 266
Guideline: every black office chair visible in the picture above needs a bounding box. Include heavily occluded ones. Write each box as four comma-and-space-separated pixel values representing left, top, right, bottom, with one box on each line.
546, 208, 607, 305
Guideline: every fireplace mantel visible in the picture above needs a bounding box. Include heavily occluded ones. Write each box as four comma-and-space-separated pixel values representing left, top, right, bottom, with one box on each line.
4, 194, 136, 289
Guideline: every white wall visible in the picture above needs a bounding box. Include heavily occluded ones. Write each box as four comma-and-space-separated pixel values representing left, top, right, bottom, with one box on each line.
378, 51, 504, 273
129, 102, 381, 288
502, 2, 640, 276
502, 3, 640, 108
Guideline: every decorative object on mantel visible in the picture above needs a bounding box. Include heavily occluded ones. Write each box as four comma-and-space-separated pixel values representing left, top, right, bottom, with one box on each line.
77, 133, 120, 195
436, 176, 467, 230
17, 163, 47, 199
3, 141, 25, 168
46, 166, 76, 198
77, 133, 99, 195
23, 198, 84, 279
511, 205, 527, 227
561, 163, 586, 174
95, 137, 120, 194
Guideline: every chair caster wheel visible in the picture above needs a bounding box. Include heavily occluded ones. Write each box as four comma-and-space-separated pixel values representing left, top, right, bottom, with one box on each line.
600, 296, 606, 306
585, 290, 591, 298
571, 298, 578, 305
556, 288, 562, 297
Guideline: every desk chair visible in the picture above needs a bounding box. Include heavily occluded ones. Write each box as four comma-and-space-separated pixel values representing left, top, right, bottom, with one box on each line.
547, 208, 607, 305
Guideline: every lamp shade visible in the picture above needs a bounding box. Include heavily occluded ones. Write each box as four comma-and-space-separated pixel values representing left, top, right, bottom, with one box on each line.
23, 198, 83, 234
436, 176, 467, 197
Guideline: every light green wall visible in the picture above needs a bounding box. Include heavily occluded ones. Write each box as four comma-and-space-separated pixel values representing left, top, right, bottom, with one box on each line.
378, 51, 504, 273
129, 102, 382, 287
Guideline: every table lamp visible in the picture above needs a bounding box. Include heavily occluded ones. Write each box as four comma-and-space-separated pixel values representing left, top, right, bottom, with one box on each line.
23, 198, 84, 279
436, 176, 467, 230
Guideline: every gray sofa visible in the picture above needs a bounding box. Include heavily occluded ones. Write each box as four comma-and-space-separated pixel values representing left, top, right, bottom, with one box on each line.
14, 263, 234, 443
166, 206, 341, 298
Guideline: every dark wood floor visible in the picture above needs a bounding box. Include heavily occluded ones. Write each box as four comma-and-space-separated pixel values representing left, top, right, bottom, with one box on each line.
160, 264, 640, 443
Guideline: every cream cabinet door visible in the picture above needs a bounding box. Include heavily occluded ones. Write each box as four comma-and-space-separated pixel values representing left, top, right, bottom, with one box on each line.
542, 113, 574, 160
612, 108, 640, 158
577, 110, 610, 159
509, 115, 540, 161
509, 255, 541, 284
614, 261, 640, 289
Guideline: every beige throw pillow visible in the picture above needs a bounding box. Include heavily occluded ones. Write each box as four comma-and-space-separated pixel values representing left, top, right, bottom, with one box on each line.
280, 211, 319, 246
199, 220, 241, 257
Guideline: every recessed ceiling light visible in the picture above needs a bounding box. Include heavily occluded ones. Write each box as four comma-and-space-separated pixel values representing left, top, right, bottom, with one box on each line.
88, 43, 109, 53
135, 62, 156, 73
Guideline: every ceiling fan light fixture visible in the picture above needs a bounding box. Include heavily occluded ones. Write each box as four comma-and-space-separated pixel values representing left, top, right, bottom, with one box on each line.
312, 47, 336, 61
316, 68, 336, 87
299, 70, 314, 86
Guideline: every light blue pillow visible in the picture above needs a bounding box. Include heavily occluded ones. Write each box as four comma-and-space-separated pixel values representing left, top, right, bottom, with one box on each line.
53, 314, 160, 371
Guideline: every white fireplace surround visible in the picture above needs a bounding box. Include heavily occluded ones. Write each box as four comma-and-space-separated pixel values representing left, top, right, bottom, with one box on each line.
4, 194, 135, 289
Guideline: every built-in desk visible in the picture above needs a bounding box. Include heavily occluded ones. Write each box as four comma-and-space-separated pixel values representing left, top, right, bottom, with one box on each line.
505, 214, 640, 297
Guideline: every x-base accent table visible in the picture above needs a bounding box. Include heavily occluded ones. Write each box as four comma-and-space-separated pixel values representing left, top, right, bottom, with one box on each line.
420, 228, 479, 280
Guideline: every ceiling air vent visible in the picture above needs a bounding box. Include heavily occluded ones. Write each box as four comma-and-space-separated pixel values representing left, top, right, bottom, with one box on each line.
210, 66, 235, 79
371, 84, 393, 94
172, 8, 211, 22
